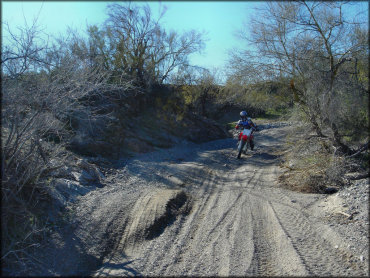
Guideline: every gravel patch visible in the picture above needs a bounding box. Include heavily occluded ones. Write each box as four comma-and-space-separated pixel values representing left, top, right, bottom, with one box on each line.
308, 178, 369, 270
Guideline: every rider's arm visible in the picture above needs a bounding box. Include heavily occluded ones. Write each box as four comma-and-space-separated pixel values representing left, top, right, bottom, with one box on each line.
249, 119, 257, 130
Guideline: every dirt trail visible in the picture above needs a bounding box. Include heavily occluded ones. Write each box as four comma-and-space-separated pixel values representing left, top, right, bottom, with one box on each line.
47, 124, 367, 276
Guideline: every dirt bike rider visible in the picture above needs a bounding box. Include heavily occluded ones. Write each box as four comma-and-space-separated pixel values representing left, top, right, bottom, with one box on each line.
235, 111, 257, 151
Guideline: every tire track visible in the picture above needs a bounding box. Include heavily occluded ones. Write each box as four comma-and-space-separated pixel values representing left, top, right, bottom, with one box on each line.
137, 168, 220, 275
93, 124, 366, 277
272, 202, 365, 276
179, 169, 241, 275
139, 167, 226, 276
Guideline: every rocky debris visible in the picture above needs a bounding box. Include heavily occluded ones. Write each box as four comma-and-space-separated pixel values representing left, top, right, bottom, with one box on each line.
336, 178, 369, 224
311, 178, 369, 268
45, 158, 106, 210
76, 159, 105, 184
47, 178, 90, 208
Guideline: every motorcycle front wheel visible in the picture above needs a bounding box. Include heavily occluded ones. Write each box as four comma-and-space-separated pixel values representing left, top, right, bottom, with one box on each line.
237, 140, 246, 159
245, 141, 250, 152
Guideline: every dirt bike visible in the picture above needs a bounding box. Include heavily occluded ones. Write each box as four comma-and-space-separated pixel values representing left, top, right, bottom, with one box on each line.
237, 127, 254, 159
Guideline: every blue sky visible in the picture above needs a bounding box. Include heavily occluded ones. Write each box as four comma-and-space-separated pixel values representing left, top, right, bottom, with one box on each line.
2, 1, 368, 72
1, 1, 256, 71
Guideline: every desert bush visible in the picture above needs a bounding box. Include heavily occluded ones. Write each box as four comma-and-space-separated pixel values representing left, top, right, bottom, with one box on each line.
220, 78, 293, 118
1, 19, 133, 275
279, 124, 367, 194
169, 67, 222, 117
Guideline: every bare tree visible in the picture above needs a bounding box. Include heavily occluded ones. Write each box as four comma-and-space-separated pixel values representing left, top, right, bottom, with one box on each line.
1, 19, 49, 77
99, 2, 205, 87
229, 1, 369, 152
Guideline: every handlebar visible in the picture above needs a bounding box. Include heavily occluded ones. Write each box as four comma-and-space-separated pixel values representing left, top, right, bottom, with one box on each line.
236, 125, 257, 131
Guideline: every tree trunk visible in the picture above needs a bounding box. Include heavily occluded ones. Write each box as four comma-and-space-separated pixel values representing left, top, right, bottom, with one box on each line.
331, 122, 353, 154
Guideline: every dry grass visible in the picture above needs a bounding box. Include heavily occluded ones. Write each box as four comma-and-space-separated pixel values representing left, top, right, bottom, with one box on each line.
278, 125, 347, 194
